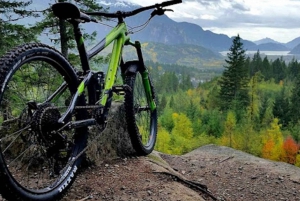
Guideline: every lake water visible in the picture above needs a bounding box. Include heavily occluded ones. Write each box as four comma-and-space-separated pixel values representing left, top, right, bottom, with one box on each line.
220, 51, 291, 56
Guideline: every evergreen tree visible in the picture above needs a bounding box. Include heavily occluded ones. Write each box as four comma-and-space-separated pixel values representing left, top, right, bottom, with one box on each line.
250, 50, 262, 77
0, 0, 38, 55
262, 56, 271, 80
287, 58, 299, 80
290, 74, 300, 124
219, 34, 249, 111
36, 0, 104, 57
180, 74, 193, 91
158, 95, 167, 116
272, 58, 287, 83
169, 96, 175, 108
273, 87, 290, 128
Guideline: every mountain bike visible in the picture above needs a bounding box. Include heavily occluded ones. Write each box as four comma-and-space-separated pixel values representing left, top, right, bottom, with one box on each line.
0, 0, 181, 200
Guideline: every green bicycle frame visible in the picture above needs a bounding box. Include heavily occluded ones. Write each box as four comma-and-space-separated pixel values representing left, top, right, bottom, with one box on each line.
84, 21, 156, 110
56, 19, 156, 124
97, 23, 129, 106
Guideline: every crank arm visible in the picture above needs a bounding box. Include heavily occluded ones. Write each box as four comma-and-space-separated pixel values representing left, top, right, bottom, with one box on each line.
57, 118, 97, 131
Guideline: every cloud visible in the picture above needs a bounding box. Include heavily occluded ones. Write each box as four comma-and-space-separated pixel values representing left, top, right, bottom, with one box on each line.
232, 2, 249, 11
123, 0, 300, 42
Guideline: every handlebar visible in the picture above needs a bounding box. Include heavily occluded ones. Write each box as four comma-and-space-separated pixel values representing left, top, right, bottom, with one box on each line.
86, 0, 182, 18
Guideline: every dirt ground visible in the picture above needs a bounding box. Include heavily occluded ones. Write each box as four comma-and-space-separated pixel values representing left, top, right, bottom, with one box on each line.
162, 144, 300, 201
62, 144, 300, 201
1, 144, 300, 201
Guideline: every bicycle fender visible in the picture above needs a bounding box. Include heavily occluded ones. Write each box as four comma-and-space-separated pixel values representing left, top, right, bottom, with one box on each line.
122, 60, 141, 75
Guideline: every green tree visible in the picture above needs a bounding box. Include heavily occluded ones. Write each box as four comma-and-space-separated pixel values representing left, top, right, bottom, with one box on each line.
0, 0, 38, 55
180, 74, 193, 91
287, 58, 299, 80
159, 107, 174, 133
158, 95, 167, 116
36, 0, 104, 57
201, 109, 223, 137
290, 74, 300, 124
250, 50, 263, 76
272, 58, 287, 83
261, 56, 271, 80
273, 87, 290, 128
261, 97, 274, 128
219, 34, 249, 111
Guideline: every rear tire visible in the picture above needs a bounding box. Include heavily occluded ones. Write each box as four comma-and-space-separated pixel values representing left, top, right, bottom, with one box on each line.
124, 72, 157, 156
0, 43, 88, 201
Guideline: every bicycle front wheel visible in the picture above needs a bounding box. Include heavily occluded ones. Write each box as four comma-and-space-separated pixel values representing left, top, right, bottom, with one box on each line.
0, 43, 88, 201
124, 72, 157, 156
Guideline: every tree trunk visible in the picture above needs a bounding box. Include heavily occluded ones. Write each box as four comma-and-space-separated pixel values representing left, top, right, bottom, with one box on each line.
58, 18, 68, 58
58, 0, 68, 58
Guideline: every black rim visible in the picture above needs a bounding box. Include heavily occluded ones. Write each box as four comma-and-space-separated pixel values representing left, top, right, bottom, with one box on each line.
0, 57, 78, 193
133, 73, 156, 149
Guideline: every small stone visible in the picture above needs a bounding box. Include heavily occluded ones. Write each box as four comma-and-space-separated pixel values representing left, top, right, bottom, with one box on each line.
147, 190, 152, 195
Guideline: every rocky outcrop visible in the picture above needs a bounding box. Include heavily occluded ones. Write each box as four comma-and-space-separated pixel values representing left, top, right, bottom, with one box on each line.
86, 102, 136, 165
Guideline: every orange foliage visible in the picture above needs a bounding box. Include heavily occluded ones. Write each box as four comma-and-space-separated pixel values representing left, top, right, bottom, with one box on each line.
262, 139, 275, 160
282, 137, 299, 164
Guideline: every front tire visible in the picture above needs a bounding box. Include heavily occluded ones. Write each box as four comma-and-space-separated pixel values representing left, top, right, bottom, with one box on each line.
0, 43, 88, 201
124, 72, 157, 156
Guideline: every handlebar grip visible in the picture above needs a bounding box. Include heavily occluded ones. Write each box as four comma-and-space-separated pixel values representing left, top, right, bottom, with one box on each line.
161, 0, 182, 7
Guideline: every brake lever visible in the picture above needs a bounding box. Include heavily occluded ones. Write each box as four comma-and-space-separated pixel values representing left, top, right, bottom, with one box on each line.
151, 8, 174, 17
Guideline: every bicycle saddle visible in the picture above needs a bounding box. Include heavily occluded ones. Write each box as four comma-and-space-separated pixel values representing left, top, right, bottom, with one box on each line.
52, 2, 91, 22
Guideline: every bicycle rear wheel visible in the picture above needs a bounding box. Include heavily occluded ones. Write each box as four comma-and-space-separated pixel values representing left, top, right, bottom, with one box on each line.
0, 43, 88, 201
124, 72, 157, 155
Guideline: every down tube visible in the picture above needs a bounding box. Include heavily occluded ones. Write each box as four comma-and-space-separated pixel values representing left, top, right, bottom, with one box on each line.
101, 37, 124, 106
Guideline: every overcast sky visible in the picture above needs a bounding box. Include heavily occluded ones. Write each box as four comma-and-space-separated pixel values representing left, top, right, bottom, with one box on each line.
121, 0, 300, 43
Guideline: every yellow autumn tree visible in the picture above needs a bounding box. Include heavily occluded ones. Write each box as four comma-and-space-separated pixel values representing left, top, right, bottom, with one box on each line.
170, 113, 194, 154
295, 154, 300, 167
261, 118, 284, 161
220, 110, 236, 147
247, 74, 260, 122
155, 127, 171, 154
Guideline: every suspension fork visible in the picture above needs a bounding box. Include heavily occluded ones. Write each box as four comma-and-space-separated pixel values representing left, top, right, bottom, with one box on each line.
132, 41, 156, 111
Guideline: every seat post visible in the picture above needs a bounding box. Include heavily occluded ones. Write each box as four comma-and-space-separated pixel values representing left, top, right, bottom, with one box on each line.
71, 20, 90, 73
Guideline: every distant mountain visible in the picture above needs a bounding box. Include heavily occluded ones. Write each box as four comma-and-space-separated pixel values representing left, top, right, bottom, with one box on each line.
254, 38, 280, 45
248, 43, 290, 51
289, 44, 300, 54
121, 42, 223, 68
285, 37, 300, 49
26, 1, 295, 55
90, 1, 257, 52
